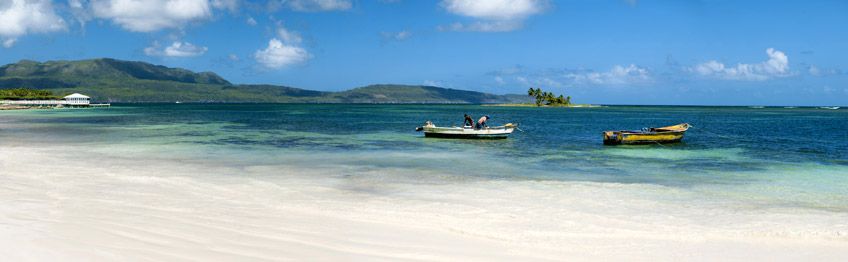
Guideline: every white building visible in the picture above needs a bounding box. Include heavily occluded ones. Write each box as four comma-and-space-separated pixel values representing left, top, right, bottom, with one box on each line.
64, 93, 90, 105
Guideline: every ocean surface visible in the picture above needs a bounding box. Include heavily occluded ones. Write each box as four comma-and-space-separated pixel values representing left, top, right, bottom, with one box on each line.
1, 104, 847, 260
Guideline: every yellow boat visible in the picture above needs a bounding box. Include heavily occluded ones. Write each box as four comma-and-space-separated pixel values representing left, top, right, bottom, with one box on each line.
603, 123, 690, 145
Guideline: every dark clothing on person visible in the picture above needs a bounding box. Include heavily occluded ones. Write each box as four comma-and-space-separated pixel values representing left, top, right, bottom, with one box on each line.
464, 115, 474, 127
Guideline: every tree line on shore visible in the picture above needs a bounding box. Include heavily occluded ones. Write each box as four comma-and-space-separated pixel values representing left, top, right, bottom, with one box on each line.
0, 88, 59, 100
527, 88, 570, 106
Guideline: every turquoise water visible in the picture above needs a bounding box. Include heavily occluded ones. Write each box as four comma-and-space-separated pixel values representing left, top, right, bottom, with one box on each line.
2, 104, 847, 211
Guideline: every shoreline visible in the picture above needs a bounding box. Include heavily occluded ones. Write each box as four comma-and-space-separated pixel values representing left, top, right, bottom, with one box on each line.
482, 103, 602, 108
1, 142, 846, 261
0, 105, 41, 110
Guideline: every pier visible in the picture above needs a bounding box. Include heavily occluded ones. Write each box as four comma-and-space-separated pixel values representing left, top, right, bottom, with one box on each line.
0, 93, 110, 108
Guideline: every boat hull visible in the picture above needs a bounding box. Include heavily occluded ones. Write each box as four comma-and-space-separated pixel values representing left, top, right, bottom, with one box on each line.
424, 132, 510, 139
422, 125, 515, 139
603, 123, 689, 145
604, 132, 685, 145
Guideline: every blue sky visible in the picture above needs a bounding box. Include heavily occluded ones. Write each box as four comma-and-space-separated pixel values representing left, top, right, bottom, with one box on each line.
1, 0, 847, 105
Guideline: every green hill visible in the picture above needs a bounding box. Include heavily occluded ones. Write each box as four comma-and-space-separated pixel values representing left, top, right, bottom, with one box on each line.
328, 85, 523, 103
0, 59, 528, 103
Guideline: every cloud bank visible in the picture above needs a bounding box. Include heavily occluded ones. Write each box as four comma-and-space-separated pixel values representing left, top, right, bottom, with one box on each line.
692, 48, 791, 81
493, 64, 653, 88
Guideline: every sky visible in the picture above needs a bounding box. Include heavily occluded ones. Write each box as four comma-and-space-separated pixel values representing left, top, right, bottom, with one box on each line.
1, 0, 847, 106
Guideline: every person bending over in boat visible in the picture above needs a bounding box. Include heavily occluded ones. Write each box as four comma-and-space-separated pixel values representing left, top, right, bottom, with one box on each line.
476, 115, 490, 129
464, 114, 474, 127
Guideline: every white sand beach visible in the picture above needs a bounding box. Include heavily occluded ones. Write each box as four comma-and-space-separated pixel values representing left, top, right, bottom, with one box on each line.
2, 142, 847, 261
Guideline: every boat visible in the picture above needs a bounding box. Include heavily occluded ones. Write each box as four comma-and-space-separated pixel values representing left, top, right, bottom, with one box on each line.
603, 123, 690, 145
416, 121, 517, 139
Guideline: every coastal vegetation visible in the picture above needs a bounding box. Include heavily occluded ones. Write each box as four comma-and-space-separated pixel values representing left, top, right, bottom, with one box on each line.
0, 88, 59, 100
0, 59, 529, 104
527, 87, 571, 106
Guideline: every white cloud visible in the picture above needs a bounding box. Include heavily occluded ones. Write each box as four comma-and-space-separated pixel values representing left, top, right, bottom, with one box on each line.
0, 0, 66, 47
228, 54, 239, 61
68, 0, 92, 29
254, 38, 310, 69
441, 0, 545, 20
807, 65, 841, 77
68, 0, 85, 8
381, 30, 412, 41
691, 48, 791, 81
494, 76, 506, 85
568, 64, 651, 85
438, 21, 522, 32
3, 38, 17, 48
423, 80, 445, 87
254, 23, 310, 69
277, 26, 302, 44
90, 0, 220, 32
439, 0, 547, 32
145, 41, 208, 57
246, 16, 257, 26
492, 64, 652, 87
283, 0, 352, 11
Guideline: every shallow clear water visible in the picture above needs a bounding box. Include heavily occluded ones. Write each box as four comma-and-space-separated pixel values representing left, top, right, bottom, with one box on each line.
2, 104, 847, 211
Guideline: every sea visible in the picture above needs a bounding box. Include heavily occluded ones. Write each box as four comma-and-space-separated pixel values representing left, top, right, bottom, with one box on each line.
1, 104, 847, 259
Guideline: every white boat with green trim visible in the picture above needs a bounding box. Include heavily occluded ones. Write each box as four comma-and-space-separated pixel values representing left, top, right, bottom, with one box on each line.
416, 121, 517, 139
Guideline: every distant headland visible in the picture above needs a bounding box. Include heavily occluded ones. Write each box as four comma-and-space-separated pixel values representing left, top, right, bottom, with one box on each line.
0, 58, 530, 104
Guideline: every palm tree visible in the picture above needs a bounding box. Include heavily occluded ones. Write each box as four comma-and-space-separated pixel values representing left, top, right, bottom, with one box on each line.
533, 88, 544, 106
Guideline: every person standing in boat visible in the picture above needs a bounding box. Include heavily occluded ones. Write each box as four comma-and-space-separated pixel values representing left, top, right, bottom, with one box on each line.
464, 114, 474, 127
476, 115, 490, 129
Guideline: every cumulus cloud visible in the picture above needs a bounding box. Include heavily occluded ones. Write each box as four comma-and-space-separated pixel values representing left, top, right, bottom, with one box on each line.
246, 16, 257, 26
439, 0, 547, 32
254, 38, 310, 69
278, 0, 352, 12
90, 0, 220, 32
254, 24, 310, 69
144, 41, 208, 57
691, 48, 791, 81
0, 0, 66, 47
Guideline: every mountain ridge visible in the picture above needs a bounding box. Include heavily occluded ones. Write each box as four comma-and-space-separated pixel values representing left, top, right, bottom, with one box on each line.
0, 58, 529, 104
